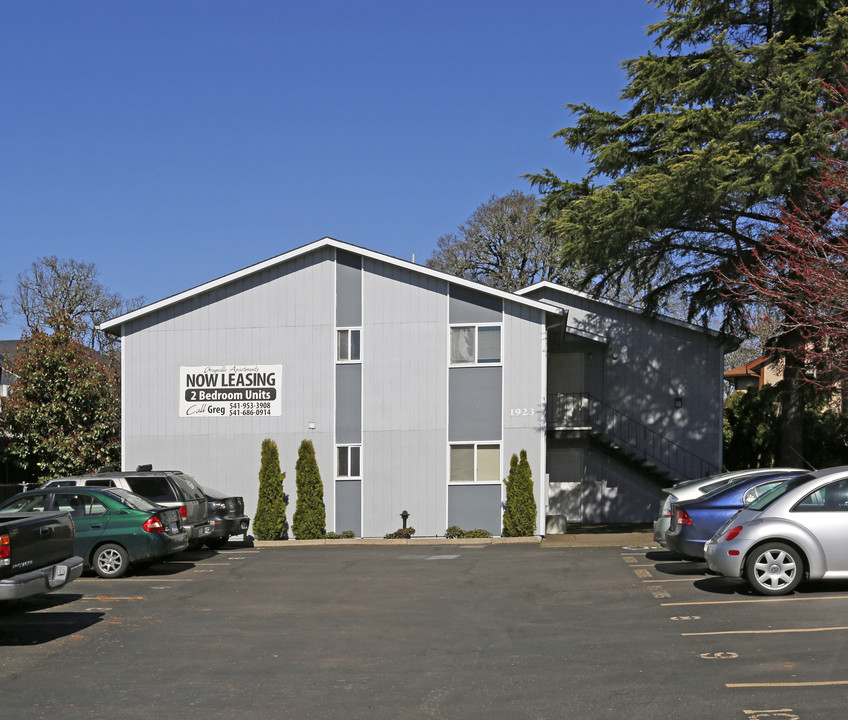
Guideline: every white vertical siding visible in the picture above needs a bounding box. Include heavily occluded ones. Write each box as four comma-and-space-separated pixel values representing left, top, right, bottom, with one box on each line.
502, 301, 547, 533
122, 248, 336, 522
360, 260, 449, 537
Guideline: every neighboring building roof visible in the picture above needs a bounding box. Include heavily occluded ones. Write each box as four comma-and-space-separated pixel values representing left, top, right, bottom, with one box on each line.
100, 237, 564, 334
518, 281, 739, 345
724, 355, 773, 379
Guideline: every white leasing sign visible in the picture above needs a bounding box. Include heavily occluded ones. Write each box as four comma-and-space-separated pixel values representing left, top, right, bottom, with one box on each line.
180, 364, 282, 418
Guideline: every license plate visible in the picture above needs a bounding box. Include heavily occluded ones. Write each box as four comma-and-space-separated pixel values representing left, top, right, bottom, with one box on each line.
49, 564, 68, 588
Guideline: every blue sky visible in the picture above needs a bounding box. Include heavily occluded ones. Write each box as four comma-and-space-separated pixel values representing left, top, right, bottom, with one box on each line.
1, 1, 663, 336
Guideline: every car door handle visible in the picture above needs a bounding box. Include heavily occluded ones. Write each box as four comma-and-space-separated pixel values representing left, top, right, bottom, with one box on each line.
90, 524, 103, 529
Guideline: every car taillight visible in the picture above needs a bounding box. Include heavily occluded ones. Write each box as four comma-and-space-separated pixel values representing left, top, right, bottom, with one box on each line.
142, 516, 165, 533
0, 534, 9, 565
725, 525, 743, 541
179, 505, 187, 519
676, 509, 693, 525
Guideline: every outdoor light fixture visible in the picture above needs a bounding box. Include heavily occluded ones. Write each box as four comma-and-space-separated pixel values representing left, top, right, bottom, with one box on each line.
400, 510, 410, 529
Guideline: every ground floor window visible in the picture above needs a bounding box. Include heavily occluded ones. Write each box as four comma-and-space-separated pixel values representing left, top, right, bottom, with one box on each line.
450, 443, 500, 482
337, 445, 361, 478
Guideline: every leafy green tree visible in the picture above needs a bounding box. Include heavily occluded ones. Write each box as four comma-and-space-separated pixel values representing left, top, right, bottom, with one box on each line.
724, 383, 848, 470
0, 327, 120, 480
292, 439, 326, 540
503, 450, 536, 537
530, 1, 848, 465
426, 191, 581, 292
253, 438, 288, 540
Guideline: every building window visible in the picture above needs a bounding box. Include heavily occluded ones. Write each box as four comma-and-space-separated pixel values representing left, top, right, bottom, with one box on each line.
450, 443, 500, 482
337, 445, 361, 478
337, 329, 361, 362
450, 325, 501, 365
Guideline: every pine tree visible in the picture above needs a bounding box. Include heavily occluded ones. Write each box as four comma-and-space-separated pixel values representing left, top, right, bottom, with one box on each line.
503, 450, 536, 537
292, 439, 326, 540
530, 1, 848, 465
253, 438, 288, 541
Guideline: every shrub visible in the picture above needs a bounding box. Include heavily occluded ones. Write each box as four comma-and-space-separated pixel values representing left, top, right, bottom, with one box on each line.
502, 449, 536, 537
445, 526, 491, 539
462, 528, 493, 538
384, 527, 416, 539
324, 530, 356, 539
292, 439, 326, 539
253, 439, 288, 540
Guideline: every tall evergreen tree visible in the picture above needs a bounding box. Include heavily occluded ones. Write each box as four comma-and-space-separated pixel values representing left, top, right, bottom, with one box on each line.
292, 439, 326, 540
530, 1, 848, 466
253, 438, 288, 541
503, 450, 536, 537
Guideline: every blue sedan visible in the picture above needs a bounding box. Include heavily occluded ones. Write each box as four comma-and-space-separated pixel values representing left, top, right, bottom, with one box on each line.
665, 470, 805, 559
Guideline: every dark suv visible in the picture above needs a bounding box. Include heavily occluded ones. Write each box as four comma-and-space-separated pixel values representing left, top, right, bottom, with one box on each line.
45, 467, 213, 546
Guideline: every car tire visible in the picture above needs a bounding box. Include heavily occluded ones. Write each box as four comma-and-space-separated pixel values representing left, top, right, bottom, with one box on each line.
744, 542, 803, 596
205, 536, 229, 550
93, 543, 130, 579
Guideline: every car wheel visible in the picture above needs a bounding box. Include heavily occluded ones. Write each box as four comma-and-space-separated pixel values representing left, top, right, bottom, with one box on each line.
93, 543, 130, 579
745, 542, 803, 596
205, 536, 229, 550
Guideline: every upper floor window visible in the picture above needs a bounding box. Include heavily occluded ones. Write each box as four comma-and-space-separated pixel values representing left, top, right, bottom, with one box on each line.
337, 329, 361, 362
450, 325, 501, 365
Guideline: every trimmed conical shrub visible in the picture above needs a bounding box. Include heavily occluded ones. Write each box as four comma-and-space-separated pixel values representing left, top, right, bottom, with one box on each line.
253, 438, 288, 540
292, 439, 326, 539
502, 449, 536, 537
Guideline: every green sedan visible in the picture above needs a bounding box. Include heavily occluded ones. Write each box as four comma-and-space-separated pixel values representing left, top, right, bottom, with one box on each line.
0, 487, 188, 578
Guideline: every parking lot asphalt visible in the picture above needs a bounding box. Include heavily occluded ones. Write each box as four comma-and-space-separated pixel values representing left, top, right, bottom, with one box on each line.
2, 542, 847, 720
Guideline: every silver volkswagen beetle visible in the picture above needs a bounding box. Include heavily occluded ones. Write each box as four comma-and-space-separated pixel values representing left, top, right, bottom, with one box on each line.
705, 467, 848, 595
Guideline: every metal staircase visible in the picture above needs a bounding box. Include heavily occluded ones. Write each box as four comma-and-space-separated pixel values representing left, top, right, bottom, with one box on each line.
546, 393, 720, 483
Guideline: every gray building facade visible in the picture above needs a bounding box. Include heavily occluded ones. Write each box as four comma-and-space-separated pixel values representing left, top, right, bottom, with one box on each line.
102, 238, 730, 535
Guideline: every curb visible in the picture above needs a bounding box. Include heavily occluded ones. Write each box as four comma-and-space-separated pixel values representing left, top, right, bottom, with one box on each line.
250, 534, 659, 548
253, 536, 541, 547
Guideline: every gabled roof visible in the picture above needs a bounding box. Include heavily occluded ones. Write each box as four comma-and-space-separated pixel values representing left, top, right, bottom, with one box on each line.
518, 280, 735, 343
724, 355, 773, 379
100, 237, 563, 334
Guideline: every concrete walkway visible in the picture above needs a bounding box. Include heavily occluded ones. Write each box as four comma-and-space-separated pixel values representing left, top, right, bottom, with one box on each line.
252, 525, 657, 549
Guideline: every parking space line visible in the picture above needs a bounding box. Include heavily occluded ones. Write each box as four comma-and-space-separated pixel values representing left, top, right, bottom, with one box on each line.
683, 626, 848, 636
73, 577, 194, 582
642, 578, 697, 583
729, 681, 848, 687
662, 596, 848, 607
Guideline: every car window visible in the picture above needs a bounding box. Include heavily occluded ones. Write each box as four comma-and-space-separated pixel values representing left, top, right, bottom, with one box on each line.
47, 480, 77, 487
0, 494, 49, 512
795, 479, 848, 512
104, 488, 159, 511
748, 473, 816, 511
171, 474, 205, 501
742, 481, 786, 505
84, 479, 116, 487
54, 493, 108, 518
124, 476, 178, 503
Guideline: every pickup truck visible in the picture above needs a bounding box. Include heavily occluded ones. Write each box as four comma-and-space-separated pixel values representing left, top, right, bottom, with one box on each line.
0, 512, 84, 600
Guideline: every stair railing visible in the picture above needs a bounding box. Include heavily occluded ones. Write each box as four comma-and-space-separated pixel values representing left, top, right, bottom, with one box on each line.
546, 392, 720, 481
